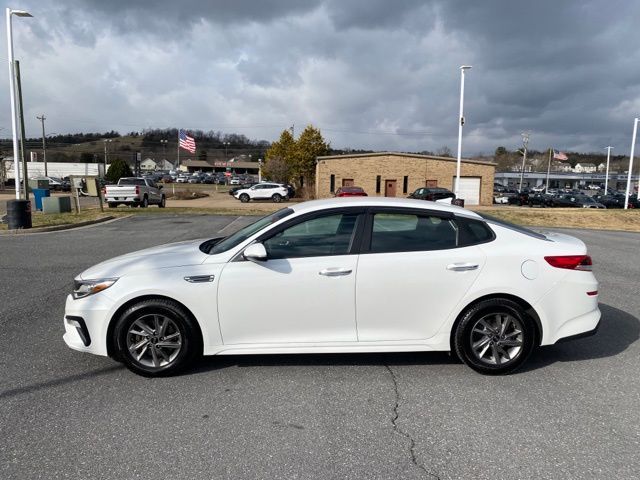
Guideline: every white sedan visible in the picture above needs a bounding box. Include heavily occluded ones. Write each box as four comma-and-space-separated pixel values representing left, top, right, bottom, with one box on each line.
63, 197, 600, 376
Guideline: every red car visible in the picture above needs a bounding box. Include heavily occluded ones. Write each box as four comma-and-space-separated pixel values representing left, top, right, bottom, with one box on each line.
335, 186, 368, 197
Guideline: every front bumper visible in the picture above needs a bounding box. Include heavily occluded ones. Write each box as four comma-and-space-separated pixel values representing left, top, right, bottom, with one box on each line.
63, 293, 112, 356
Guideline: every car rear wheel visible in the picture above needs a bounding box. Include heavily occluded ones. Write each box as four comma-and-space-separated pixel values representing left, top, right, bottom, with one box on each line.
239, 193, 250, 203
272, 193, 282, 203
114, 299, 201, 377
453, 298, 535, 375
141, 196, 149, 208
159, 195, 166, 208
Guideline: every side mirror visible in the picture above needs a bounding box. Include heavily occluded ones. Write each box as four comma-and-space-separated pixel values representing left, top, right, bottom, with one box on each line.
243, 243, 267, 262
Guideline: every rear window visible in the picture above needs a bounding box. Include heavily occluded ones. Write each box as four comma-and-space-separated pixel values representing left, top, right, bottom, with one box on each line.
477, 213, 547, 240
119, 178, 146, 186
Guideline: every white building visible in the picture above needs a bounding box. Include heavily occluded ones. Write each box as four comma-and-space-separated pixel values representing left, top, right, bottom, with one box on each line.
574, 163, 597, 173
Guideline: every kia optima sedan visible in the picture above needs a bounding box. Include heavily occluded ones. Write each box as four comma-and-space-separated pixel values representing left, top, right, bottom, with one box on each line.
64, 197, 600, 376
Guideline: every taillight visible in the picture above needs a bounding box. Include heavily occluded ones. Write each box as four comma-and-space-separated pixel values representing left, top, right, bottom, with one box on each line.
544, 255, 592, 271
135, 186, 140, 195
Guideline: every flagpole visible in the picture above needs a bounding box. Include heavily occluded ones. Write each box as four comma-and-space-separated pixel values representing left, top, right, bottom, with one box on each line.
545, 148, 552, 194
177, 129, 180, 170
624, 118, 638, 210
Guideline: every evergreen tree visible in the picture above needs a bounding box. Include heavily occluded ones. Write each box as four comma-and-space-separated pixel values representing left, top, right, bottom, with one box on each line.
105, 158, 133, 182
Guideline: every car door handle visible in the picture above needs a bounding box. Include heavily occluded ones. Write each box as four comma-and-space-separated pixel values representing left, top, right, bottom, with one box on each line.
446, 263, 479, 272
319, 268, 353, 277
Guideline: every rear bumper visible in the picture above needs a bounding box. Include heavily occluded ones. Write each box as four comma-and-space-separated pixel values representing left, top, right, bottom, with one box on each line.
555, 318, 600, 344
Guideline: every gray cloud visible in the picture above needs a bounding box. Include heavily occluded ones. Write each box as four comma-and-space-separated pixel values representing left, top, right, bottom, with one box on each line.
2, 0, 640, 155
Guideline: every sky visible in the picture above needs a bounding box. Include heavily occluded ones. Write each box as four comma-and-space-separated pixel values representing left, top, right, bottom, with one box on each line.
1, 0, 640, 155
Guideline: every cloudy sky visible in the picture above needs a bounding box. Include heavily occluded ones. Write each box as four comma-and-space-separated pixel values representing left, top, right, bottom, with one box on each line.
1, 0, 639, 155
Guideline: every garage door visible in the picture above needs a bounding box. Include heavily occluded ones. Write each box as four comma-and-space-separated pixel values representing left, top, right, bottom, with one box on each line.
454, 177, 481, 205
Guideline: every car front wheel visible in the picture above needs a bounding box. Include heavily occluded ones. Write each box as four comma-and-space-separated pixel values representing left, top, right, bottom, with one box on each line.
453, 298, 535, 375
159, 196, 166, 208
239, 193, 250, 203
113, 299, 201, 377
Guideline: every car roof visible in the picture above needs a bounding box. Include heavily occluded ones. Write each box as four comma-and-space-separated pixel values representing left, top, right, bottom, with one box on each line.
289, 196, 481, 219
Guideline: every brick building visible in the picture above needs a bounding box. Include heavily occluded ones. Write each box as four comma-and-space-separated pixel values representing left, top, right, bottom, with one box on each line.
315, 152, 496, 205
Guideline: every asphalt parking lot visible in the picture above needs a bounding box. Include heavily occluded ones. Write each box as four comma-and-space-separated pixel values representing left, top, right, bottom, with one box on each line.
1, 215, 639, 479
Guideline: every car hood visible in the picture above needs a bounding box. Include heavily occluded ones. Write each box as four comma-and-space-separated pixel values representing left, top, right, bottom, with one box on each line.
79, 239, 210, 279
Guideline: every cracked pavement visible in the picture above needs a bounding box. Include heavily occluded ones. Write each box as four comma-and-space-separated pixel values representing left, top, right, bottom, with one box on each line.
1, 216, 639, 479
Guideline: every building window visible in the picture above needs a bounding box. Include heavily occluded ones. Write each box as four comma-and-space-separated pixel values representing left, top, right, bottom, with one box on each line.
376, 175, 381, 193
403, 176, 408, 194
330, 175, 335, 193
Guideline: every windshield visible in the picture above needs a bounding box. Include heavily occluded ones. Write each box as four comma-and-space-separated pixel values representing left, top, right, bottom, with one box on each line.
203, 208, 294, 254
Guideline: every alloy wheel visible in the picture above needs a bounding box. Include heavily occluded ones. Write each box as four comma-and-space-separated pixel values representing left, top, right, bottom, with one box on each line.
126, 314, 182, 368
470, 313, 524, 366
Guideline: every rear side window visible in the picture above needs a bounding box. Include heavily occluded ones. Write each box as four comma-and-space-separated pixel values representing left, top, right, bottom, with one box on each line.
455, 216, 495, 246
370, 213, 458, 253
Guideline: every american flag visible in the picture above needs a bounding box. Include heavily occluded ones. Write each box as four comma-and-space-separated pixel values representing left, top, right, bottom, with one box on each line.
553, 149, 568, 161
179, 129, 196, 153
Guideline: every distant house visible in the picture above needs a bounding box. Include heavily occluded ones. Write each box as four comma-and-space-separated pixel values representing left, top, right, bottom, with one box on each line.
597, 162, 607, 172
574, 163, 597, 173
140, 158, 157, 171
156, 159, 174, 170
551, 161, 572, 172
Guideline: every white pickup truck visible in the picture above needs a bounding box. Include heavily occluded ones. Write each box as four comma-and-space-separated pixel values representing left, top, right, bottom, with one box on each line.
104, 177, 166, 208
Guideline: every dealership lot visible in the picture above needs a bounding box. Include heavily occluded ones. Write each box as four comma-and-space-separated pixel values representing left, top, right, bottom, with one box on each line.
1, 215, 639, 479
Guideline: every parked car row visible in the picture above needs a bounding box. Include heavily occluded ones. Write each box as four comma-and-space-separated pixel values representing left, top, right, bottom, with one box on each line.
496, 188, 640, 208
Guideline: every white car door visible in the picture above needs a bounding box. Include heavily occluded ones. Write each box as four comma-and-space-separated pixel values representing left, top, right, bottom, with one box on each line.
217, 209, 364, 345
355, 209, 487, 341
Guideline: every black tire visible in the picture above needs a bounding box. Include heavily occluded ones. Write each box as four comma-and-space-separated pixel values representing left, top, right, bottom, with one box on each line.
113, 299, 201, 377
272, 193, 282, 203
108, 202, 117, 209
453, 298, 535, 375
239, 193, 250, 203
141, 196, 149, 208
159, 195, 166, 208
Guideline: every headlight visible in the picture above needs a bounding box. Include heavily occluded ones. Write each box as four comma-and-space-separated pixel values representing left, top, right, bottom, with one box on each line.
72, 278, 118, 299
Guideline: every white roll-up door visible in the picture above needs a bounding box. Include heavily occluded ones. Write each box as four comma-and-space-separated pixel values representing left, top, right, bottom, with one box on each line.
455, 177, 481, 205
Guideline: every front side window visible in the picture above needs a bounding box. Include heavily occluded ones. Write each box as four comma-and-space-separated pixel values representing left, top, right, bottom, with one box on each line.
263, 213, 360, 259
370, 213, 458, 253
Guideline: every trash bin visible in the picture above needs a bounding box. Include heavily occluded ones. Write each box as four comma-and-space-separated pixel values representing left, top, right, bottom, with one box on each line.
32, 188, 51, 211
6, 199, 32, 229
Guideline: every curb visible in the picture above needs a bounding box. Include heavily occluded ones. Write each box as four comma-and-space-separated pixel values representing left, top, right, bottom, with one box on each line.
0, 215, 122, 235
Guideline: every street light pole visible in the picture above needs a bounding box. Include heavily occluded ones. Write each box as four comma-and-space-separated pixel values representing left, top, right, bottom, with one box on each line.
455, 65, 472, 200
604, 146, 613, 193
160, 139, 167, 163
37, 114, 47, 177
624, 118, 638, 210
6, 8, 32, 199
518, 132, 530, 192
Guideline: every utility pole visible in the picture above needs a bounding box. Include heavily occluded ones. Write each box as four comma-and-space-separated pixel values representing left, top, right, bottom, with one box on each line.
37, 114, 47, 177
604, 146, 613, 193
103, 139, 112, 174
518, 132, 530, 192
290, 124, 295, 137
